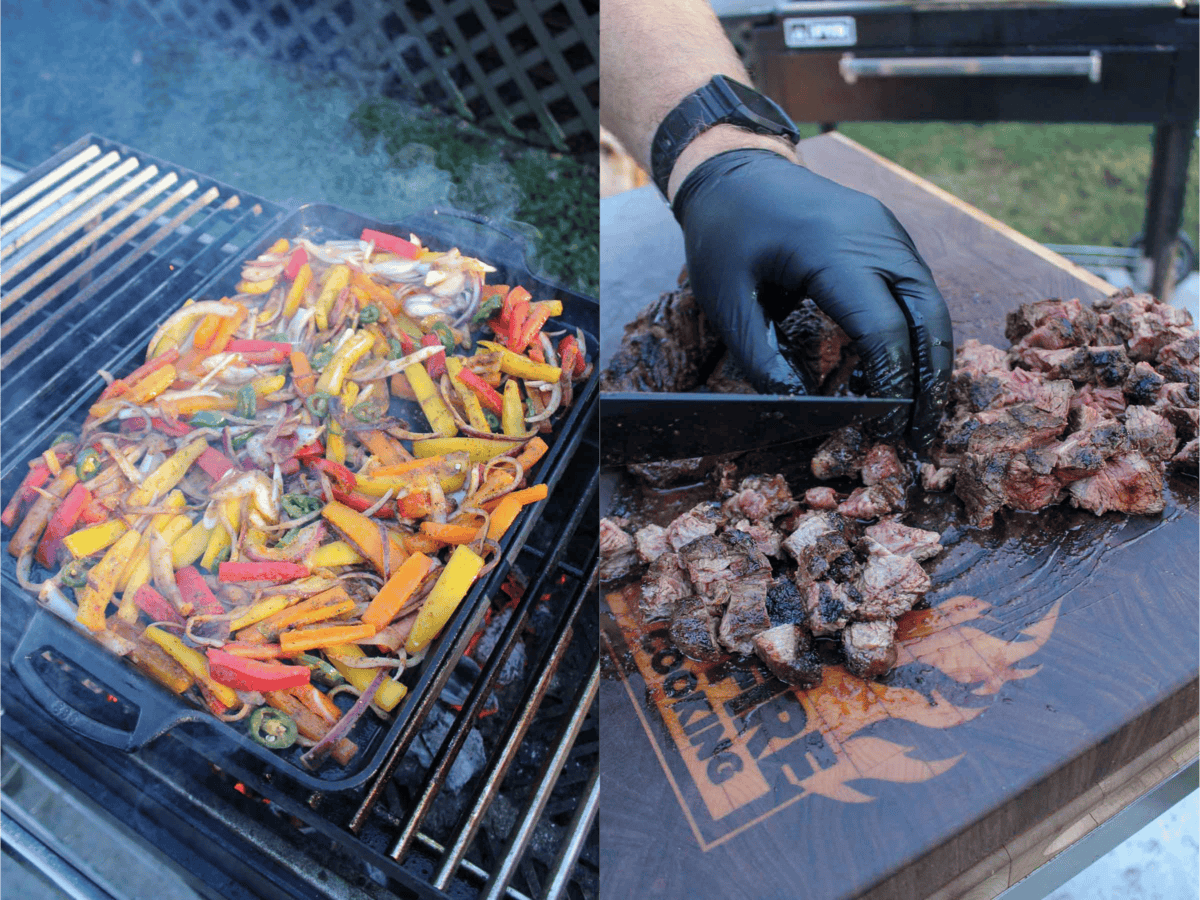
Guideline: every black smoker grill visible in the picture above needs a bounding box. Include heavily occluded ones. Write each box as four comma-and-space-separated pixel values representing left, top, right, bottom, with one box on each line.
0, 134, 600, 900
718, 0, 1199, 299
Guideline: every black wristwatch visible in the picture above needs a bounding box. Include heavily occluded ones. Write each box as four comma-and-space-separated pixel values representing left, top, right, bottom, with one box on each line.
649, 74, 801, 198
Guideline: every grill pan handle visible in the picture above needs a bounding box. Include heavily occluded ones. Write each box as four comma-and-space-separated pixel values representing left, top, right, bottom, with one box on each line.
12, 608, 198, 751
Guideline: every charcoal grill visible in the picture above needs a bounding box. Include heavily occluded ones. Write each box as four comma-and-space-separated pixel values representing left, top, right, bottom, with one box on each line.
1, 134, 600, 900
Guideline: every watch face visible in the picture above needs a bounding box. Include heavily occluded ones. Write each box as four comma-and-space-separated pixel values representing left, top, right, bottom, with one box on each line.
713, 75, 798, 137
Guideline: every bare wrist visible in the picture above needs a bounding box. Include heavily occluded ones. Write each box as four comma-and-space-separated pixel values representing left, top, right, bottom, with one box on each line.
666, 126, 800, 203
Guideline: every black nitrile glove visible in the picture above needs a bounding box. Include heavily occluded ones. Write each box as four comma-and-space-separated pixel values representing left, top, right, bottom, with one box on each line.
672, 149, 954, 451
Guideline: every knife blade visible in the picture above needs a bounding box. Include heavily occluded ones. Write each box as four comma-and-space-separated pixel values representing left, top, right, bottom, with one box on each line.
600, 392, 912, 466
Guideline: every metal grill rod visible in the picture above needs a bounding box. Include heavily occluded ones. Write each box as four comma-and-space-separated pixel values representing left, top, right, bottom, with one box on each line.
431, 545, 599, 889
0, 144, 101, 220
0, 150, 120, 238
481, 660, 600, 900
539, 763, 599, 900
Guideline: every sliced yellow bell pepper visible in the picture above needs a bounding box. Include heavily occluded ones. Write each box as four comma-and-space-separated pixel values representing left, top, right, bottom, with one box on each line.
325, 643, 407, 712
314, 264, 351, 331
412, 437, 515, 464
63, 519, 128, 559
128, 438, 208, 508
477, 340, 562, 383
405, 544, 484, 653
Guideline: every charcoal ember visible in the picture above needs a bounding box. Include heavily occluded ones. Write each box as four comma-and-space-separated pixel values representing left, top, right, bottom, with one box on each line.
860, 444, 906, 486
792, 531, 860, 587
722, 474, 797, 522
1012, 346, 1093, 384
804, 486, 841, 510
753, 624, 824, 688
718, 580, 773, 656
1125, 361, 1166, 406
1071, 384, 1127, 418
1171, 438, 1198, 471
861, 519, 943, 561
1067, 452, 1165, 516
1123, 405, 1178, 462
854, 552, 931, 620
920, 462, 956, 492
599, 517, 639, 582
955, 451, 1009, 527
665, 501, 726, 551
838, 483, 903, 520
669, 595, 724, 662
640, 552, 692, 622
679, 532, 773, 612
782, 510, 842, 562
1156, 334, 1198, 385
804, 580, 860, 636
811, 427, 865, 481
842, 620, 899, 679
1088, 345, 1134, 387
765, 579, 807, 627
634, 524, 670, 563
779, 300, 855, 389
1005, 297, 1099, 348
730, 520, 783, 558
601, 286, 721, 392
704, 352, 757, 394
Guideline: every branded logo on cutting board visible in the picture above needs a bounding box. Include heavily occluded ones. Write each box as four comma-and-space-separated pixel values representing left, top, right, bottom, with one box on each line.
603, 588, 1060, 849
783, 17, 857, 49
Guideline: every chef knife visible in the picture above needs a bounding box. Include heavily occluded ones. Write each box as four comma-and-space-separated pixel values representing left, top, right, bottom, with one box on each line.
600, 392, 913, 466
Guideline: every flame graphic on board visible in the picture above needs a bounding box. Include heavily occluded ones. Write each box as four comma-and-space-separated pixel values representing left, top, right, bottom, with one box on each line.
603, 585, 1063, 845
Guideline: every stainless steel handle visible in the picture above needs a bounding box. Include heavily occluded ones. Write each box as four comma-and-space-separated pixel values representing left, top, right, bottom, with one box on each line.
838, 51, 1102, 85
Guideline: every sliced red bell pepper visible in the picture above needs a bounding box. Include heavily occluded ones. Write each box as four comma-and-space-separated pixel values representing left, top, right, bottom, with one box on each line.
280, 458, 300, 476
175, 566, 226, 616
284, 245, 308, 280
293, 439, 325, 461
511, 301, 557, 356
361, 228, 419, 260
77, 495, 114, 525
196, 447, 237, 480
153, 416, 194, 438
218, 561, 310, 584
331, 487, 397, 518
308, 458, 356, 493
226, 339, 292, 365
2, 462, 53, 527
558, 335, 588, 376
453, 366, 504, 416
420, 333, 447, 378
133, 583, 185, 626
206, 647, 311, 692
507, 293, 530, 351
35, 482, 90, 569
398, 331, 416, 355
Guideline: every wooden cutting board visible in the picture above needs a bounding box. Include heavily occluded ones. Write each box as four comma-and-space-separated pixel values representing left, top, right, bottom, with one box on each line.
598, 132, 1199, 900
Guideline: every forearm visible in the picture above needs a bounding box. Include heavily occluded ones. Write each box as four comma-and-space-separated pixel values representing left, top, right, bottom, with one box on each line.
599, 0, 796, 200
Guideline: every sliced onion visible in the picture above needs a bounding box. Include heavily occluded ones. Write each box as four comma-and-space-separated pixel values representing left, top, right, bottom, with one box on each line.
145, 300, 238, 357
299, 668, 385, 770
348, 344, 445, 382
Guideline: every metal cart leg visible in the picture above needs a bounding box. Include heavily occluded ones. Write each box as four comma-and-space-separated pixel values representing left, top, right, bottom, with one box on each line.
1141, 121, 1196, 302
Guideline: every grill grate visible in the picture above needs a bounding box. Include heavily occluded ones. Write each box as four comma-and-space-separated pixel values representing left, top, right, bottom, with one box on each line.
106, 0, 599, 151
1, 134, 599, 899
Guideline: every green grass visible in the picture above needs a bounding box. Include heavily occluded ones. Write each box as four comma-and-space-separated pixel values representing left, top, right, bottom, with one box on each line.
799, 123, 1199, 268
351, 99, 599, 298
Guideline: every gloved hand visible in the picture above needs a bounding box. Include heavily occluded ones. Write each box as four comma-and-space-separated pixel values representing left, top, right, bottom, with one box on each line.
672, 148, 954, 451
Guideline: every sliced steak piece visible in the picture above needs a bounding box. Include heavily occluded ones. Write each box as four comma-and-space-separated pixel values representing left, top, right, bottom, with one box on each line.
634, 524, 670, 564
1171, 437, 1198, 471
779, 300, 855, 389
718, 581, 773, 656
599, 517, 638, 583
679, 532, 774, 611
1126, 304, 1194, 362
722, 474, 797, 522
600, 286, 721, 392
1012, 345, 1093, 384
1123, 405, 1178, 462
754, 624, 824, 688
838, 483, 903, 520
1067, 452, 1165, 516
669, 595, 724, 662
792, 531, 860, 588
861, 519, 943, 561
920, 462, 956, 492
1156, 334, 1198, 385
1124, 361, 1166, 406
811, 427, 865, 481
627, 457, 714, 488
729, 520, 783, 558
860, 444, 906, 486
640, 552, 692, 622
782, 510, 842, 562
804, 581, 860, 636
666, 501, 725, 551
843, 620, 899, 679
1001, 453, 1064, 511
854, 553, 931, 620
955, 451, 1010, 527
1088, 345, 1134, 388
1052, 415, 1128, 479
1070, 384, 1127, 418
956, 338, 1012, 377
1005, 297, 1099, 348
765, 579, 807, 627
804, 486, 841, 510
704, 352, 757, 394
